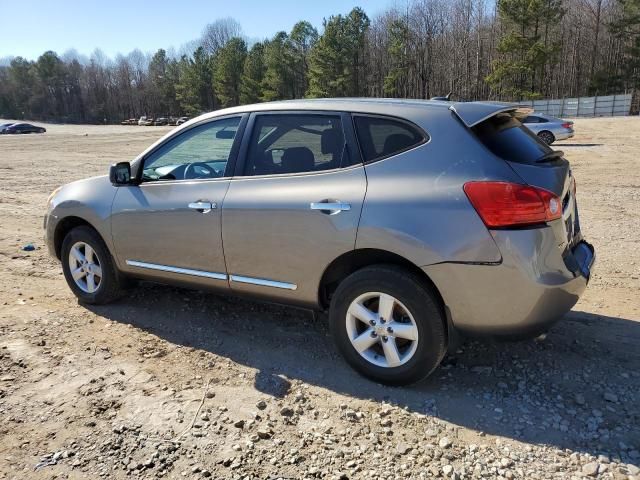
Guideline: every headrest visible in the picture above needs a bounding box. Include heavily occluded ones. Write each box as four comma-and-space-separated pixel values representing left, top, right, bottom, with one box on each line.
383, 133, 414, 156
281, 147, 315, 173
321, 128, 342, 154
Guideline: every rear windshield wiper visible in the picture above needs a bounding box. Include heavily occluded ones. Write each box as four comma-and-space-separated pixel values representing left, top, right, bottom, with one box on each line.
535, 150, 564, 163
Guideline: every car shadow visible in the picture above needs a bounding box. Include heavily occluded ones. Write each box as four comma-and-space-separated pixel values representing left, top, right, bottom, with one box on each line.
87, 282, 640, 463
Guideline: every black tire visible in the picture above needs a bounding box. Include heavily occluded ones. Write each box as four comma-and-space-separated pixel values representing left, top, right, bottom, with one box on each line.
61, 226, 123, 304
538, 130, 555, 145
329, 265, 447, 386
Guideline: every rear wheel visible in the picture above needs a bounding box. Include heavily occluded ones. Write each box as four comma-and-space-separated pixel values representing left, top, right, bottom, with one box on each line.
61, 226, 123, 304
538, 130, 555, 145
329, 265, 447, 385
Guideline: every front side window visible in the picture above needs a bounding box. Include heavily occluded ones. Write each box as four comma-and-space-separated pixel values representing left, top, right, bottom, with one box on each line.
244, 114, 346, 176
354, 116, 426, 162
142, 117, 240, 181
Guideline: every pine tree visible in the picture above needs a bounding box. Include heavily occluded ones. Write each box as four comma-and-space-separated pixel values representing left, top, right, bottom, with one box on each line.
610, 0, 640, 89
261, 32, 295, 101
175, 47, 213, 116
486, 0, 564, 100
213, 37, 247, 107
307, 7, 370, 98
290, 21, 318, 98
383, 18, 410, 97
240, 42, 266, 104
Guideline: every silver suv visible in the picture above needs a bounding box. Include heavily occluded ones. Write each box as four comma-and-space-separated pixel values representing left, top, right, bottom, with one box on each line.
45, 99, 595, 385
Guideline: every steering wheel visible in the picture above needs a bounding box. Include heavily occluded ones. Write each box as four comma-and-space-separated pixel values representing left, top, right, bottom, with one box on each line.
184, 162, 217, 179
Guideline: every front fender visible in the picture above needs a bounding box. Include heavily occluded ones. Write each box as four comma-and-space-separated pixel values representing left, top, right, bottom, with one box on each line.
45, 175, 117, 260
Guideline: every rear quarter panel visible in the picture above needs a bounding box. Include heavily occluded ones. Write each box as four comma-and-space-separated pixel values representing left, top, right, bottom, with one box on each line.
357, 109, 524, 266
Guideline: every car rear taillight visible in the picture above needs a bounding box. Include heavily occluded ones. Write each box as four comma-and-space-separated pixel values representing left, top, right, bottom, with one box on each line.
463, 181, 562, 228
562, 122, 573, 129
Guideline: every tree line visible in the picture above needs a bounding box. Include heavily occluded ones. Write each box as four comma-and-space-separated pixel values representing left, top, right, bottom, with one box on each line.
1, 0, 639, 124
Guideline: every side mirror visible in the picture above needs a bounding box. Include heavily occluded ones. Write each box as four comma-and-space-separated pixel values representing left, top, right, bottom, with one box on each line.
109, 162, 132, 186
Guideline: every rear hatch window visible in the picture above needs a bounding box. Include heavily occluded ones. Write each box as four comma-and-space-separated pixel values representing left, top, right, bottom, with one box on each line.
472, 113, 554, 164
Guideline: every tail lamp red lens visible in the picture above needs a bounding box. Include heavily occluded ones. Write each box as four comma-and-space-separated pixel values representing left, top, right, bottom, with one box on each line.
562, 122, 573, 128
463, 181, 562, 228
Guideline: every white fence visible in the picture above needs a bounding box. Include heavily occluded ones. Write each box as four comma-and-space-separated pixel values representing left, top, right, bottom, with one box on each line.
520, 93, 633, 118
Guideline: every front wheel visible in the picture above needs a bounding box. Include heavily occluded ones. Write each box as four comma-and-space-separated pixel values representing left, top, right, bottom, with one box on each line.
61, 226, 123, 304
329, 265, 447, 385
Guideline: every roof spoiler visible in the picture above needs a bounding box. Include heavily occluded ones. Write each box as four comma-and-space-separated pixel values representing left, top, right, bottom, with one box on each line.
449, 101, 533, 128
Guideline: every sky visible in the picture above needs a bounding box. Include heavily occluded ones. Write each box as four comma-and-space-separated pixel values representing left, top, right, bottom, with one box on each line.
0, 0, 396, 61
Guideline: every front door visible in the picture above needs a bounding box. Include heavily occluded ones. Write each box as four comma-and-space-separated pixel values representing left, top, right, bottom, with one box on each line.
111, 116, 243, 288
222, 112, 367, 306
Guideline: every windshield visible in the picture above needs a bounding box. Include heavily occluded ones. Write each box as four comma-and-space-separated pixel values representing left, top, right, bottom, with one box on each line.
472, 113, 556, 164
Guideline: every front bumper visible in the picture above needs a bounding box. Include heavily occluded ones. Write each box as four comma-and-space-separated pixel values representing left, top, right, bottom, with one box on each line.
423, 227, 595, 337
44, 212, 58, 258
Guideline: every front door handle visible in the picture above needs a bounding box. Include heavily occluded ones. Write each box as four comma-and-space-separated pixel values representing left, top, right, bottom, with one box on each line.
188, 201, 215, 213
310, 201, 351, 214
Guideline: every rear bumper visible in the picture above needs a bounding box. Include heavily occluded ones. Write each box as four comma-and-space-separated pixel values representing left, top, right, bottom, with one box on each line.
555, 129, 574, 140
423, 228, 594, 337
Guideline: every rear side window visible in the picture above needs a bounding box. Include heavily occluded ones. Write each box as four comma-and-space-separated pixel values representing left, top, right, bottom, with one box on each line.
244, 114, 346, 176
354, 116, 426, 162
473, 114, 553, 164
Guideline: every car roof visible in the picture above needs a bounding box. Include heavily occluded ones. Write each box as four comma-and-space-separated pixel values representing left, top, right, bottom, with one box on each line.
188, 98, 521, 127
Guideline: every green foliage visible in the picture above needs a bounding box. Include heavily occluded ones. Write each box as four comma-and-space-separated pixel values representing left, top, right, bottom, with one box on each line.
610, 0, 640, 88
486, 0, 564, 100
261, 32, 295, 101
307, 7, 370, 98
214, 37, 247, 108
290, 21, 319, 97
240, 42, 266, 104
175, 47, 214, 116
383, 19, 410, 97
149, 49, 181, 115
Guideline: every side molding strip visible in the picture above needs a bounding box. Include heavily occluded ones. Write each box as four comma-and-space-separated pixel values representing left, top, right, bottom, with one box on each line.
126, 260, 228, 281
230, 275, 297, 291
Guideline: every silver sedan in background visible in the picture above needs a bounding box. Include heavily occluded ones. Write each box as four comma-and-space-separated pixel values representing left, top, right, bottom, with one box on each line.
522, 113, 574, 145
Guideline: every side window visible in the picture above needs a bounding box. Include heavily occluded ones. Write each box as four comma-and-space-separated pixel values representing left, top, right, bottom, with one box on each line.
142, 117, 240, 182
523, 116, 539, 123
354, 116, 426, 162
244, 114, 345, 176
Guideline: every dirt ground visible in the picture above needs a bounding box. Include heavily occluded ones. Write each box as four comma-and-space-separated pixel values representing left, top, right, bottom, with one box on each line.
0, 117, 638, 479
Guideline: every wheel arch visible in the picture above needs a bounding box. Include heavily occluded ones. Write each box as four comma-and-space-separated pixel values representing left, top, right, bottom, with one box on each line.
318, 248, 446, 312
54, 216, 102, 260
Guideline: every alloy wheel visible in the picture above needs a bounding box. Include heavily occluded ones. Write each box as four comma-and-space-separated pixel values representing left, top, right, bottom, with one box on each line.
345, 292, 419, 368
68, 241, 102, 293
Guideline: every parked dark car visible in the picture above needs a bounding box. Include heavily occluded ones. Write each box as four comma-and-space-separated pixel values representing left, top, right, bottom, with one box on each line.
154, 117, 169, 126
1, 123, 46, 134
0, 122, 15, 133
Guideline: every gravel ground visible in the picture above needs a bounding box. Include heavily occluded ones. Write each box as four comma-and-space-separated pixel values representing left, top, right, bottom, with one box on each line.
0, 117, 638, 479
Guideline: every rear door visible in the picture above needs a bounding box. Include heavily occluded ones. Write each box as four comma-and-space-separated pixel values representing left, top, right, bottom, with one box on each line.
221, 111, 366, 306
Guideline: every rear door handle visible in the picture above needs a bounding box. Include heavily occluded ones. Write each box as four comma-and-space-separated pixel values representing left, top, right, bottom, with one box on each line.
310, 201, 351, 213
188, 201, 215, 213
